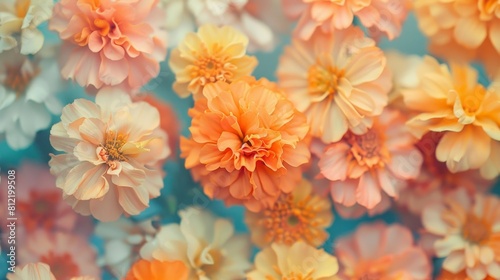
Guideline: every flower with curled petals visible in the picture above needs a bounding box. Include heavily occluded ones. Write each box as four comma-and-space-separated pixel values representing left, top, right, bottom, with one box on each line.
7, 263, 56, 280
125, 259, 188, 280
49, 0, 168, 93
169, 24, 258, 99
180, 78, 310, 211
277, 27, 391, 143
49, 89, 169, 221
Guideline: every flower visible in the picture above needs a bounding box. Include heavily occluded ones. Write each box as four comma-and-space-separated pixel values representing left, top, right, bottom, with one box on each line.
402, 56, 500, 178
316, 109, 423, 210
245, 179, 333, 248
0, 48, 62, 150
95, 217, 157, 278
0, 0, 53, 54
125, 259, 189, 280
49, 88, 170, 221
18, 230, 100, 279
277, 27, 391, 143
246, 241, 339, 280
282, 0, 411, 41
422, 188, 500, 280
335, 223, 431, 279
438, 269, 495, 280
49, 0, 168, 92
169, 24, 258, 99
7, 263, 56, 280
160, 0, 196, 47
140, 207, 252, 279
180, 79, 310, 211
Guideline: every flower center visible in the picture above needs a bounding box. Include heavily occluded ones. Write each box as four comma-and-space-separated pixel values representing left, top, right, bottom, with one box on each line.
99, 131, 128, 162
282, 271, 314, 280
458, 84, 486, 116
40, 252, 80, 279
463, 213, 492, 244
307, 63, 345, 100
15, 0, 30, 18
199, 249, 223, 277
18, 191, 59, 232
4, 61, 39, 98
346, 130, 388, 169
192, 50, 235, 86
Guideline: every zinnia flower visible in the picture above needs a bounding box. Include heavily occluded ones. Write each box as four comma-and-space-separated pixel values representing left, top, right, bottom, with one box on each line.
0, 0, 53, 54
49, 0, 168, 92
402, 56, 500, 178
277, 27, 391, 143
49, 88, 170, 222
125, 259, 189, 280
317, 109, 423, 210
245, 179, 333, 248
422, 188, 500, 280
0, 48, 63, 150
169, 24, 258, 99
180, 79, 310, 211
7, 263, 56, 280
335, 223, 431, 279
246, 241, 339, 279
140, 207, 252, 279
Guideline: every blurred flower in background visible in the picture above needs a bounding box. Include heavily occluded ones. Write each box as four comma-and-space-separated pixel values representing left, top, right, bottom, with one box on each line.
125, 259, 188, 280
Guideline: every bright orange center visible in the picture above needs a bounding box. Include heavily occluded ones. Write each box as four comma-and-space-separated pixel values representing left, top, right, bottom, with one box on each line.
199, 249, 223, 277
191, 45, 235, 86
99, 130, 128, 162
463, 213, 492, 244
307, 63, 345, 99
346, 130, 389, 169
18, 191, 59, 232
40, 252, 80, 280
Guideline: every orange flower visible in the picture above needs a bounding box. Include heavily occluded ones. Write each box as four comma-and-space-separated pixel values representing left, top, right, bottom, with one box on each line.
125, 259, 188, 280
438, 269, 495, 280
245, 179, 333, 248
402, 56, 500, 178
180, 78, 310, 211
277, 27, 391, 143
169, 24, 258, 99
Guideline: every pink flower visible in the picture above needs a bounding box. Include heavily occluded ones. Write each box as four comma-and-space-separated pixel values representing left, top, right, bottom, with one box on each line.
49, 0, 168, 93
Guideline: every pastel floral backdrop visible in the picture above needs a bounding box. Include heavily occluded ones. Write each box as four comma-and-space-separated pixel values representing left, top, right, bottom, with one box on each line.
0, 0, 499, 280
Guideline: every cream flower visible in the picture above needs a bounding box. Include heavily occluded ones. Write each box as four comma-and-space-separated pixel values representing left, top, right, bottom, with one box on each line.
140, 207, 252, 280
160, 0, 196, 47
0, 0, 53, 54
49, 88, 170, 221
7, 263, 56, 280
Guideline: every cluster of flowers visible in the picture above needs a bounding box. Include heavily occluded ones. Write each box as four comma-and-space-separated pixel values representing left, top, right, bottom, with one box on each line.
0, 0, 499, 279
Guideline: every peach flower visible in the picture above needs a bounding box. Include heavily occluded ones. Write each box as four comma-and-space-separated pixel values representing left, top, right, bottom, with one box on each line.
180, 79, 310, 211
282, 0, 411, 41
317, 109, 423, 210
18, 230, 100, 279
49, 0, 168, 93
247, 241, 339, 279
332, 192, 392, 219
245, 179, 333, 248
140, 207, 251, 279
6, 263, 56, 280
402, 56, 500, 178
49, 88, 169, 221
335, 223, 431, 279
438, 269, 495, 280
277, 27, 391, 143
422, 188, 500, 280
125, 259, 189, 280
169, 24, 257, 99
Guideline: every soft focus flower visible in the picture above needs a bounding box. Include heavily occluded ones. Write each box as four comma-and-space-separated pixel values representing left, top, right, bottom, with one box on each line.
277, 27, 391, 143
7, 262, 56, 280
125, 259, 189, 280
0, 0, 53, 54
0, 48, 62, 150
282, 0, 411, 41
332, 192, 392, 219
169, 24, 258, 99
422, 188, 500, 280
160, 0, 196, 47
49, 88, 170, 221
180, 79, 310, 211
316, 109, 422, 210
95, 217, 157, 278
19, 230, 100, 279
402, 56, 500, 178
247, 241, 339, 279
335, 223, 431, 279
140, 207, 251, 280
49, 0, 168, 92
245, 179, 333, 248
438, 269, 495, 280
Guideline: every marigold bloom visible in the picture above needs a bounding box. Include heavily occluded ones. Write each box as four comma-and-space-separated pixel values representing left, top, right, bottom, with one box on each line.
277, 27, 391, 143
247, 241, 339, 279
245, 179, 333, 248
140, 207, 251, 279
49, 0, 168, 92
7, 263, 56, 280
422, 189, 500, 280
169, 24, 258, 99
335, 223, 431, 279
317, 109, 422, 210
49, 88, 169, 221
402, 56, 500, 178
125, 259, 189, 280
180, 79, 310, 211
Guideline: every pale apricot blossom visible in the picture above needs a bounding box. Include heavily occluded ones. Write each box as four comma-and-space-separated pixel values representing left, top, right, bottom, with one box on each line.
180, 79, 310, 211
277, 27, 391, 143
7, 263, 56, 280
49, 88, 170, 221
125, 259, 189, 280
